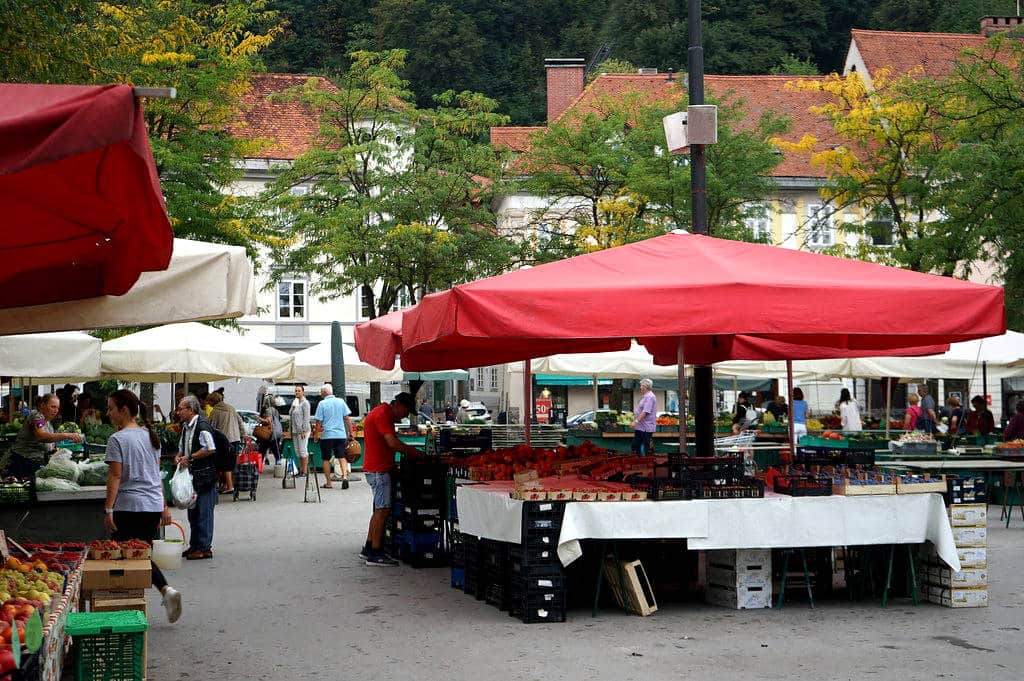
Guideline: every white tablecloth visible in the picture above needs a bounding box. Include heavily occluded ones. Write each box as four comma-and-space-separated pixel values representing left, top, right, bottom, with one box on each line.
456, 486, 961, 571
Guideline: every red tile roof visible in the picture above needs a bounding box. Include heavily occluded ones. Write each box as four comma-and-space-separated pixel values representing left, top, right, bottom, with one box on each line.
490, 73, 839, 179
490, 126, 545, 152
850, 29, 990, 80
230, 73, 337, 160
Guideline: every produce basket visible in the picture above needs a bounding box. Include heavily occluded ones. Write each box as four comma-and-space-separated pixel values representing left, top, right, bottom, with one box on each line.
66, 610, 147, 681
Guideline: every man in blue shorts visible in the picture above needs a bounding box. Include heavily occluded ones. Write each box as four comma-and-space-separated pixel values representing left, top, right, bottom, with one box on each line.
313, 384, 353, 489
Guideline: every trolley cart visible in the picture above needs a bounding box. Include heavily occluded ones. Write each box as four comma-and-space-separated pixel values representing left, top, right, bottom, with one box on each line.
234, 437, 260, 501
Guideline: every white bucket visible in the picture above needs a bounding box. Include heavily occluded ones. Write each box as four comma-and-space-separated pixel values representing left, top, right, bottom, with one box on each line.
152, 522, 186, 571
273, 461, 286, 478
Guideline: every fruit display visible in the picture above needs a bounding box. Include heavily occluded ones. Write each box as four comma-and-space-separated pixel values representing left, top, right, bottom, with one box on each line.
443, 441, 611, 481
511, 476, 647, 502
820, 414, 842, 429
88, 540, 122, 560
0, 557, 66, 608
56, 422, 81, 434
820, 430, 845, 441
996, 440, 1024, 449
120, 539, 152, 560
656, 415, 679, 427
806, 418, 824, 431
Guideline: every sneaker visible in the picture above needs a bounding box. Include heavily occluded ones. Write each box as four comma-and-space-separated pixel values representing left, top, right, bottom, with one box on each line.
358, 546, 371, 560
341, 479, 350, 490
365, 554, 399, 567
161, 587, 182, 624
295, 472, 307, 478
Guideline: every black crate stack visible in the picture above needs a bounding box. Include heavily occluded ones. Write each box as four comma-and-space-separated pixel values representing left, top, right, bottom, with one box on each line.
446, 465, 465, 589
664, 455, 764, 499
391, 458, 449, 568
462, 533, 484, 599
482, 539, 510, 610
509, 500, 567, 623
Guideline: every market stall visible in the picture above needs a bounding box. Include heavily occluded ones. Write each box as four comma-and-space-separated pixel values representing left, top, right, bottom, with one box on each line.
358, 232, 1004, 620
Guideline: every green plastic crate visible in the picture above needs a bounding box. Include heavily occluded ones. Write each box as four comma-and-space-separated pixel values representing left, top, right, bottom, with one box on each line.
66, 610, 147, 681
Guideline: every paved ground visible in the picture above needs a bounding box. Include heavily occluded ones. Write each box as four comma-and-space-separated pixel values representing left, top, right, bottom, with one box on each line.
146, 475, 1024, 681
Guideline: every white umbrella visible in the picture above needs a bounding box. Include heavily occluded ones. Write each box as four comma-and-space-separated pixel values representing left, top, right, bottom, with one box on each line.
291, 342, 403, 384
100, 322, 294, 382
0, 332, 101, 383
0, 239, 256, 334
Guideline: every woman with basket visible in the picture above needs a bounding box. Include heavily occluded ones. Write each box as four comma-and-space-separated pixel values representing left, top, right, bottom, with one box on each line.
103, 389, 182, 624
256, 393, 283, 466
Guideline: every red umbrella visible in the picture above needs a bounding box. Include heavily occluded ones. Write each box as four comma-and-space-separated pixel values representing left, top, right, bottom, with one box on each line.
0, 83, 173, 308
394, 232, 1004, 370
353, 309, 406, 371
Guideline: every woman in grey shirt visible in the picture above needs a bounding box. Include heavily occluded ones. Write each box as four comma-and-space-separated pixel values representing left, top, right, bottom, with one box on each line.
289, 385, 312, 478
104, 389, 182, 624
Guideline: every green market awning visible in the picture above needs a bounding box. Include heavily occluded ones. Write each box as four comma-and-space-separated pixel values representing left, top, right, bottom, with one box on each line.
536, 374, 613, 386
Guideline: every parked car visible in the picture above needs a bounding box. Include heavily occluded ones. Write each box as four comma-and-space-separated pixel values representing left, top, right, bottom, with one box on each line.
237, 409, 260, 437
565, 409, 614, 428
459, 401, 492, 423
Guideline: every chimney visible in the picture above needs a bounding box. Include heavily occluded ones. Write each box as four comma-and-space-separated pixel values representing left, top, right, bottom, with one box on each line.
545, 58, 585, 122
980, 16, 1024, 37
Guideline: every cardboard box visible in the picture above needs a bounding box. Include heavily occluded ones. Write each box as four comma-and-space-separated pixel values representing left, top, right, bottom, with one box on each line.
90, 597, 147, 614
706, 549, 771, 569
925, 566, 988, 588
89, 589, 145, 602
704, 583, 772, 610
707, 564, 770, 589
82, 559, 153, 591
927, 586, 989, 608
948, 504, 987, 527
951, 526, 987, 548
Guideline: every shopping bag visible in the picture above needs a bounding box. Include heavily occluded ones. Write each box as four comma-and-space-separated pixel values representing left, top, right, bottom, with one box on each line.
170, 463, 197, 510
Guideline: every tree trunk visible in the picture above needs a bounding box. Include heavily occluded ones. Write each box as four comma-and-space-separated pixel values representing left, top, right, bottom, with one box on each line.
610, 379, 624, 412
369, 382, 381, 412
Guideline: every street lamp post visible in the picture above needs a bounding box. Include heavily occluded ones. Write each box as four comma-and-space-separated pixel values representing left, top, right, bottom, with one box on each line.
688, 0, 717, 456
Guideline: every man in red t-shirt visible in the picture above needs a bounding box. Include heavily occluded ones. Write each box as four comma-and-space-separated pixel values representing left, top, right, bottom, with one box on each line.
361, 392, 419, 566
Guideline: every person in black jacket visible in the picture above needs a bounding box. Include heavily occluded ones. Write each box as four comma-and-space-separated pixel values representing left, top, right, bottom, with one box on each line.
175, 394, 218, 560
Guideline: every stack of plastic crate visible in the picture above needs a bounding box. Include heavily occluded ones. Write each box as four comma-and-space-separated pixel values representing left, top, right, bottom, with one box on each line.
923, 504, 988, 607
508, 500, 566, 623
482, 539, 510, 610
391, 458, 448, 567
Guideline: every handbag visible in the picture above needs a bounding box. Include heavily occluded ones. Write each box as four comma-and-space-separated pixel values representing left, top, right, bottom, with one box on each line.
253, 424, 272, 441
345, 438, 362, 463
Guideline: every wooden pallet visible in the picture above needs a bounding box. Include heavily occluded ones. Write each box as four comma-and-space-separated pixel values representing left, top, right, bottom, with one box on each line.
602, 557, 658, 616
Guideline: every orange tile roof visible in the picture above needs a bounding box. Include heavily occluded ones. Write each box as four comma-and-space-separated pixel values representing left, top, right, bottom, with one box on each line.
490, 126, 545, 152
230, 73, 337, 160
850, 29, 990, 80
490, 73, 839, 179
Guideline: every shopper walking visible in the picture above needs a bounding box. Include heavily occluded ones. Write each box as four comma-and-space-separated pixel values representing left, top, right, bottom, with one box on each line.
916, 384, 938, 433
313, 384, 353, 489
103, 389, 182, 623
360, 393, 419, 566
631, 378, 657, 455
9, 393, 82, 479
792, 388, 809, 440
289, 385, 312, 478
257, 393, 283, 465
207, 391, 242, 495
836, 388, 862, 432
175, 395, 218, 560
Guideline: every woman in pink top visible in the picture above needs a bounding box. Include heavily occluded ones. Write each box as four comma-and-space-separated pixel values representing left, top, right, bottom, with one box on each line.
631, 378, 657, 456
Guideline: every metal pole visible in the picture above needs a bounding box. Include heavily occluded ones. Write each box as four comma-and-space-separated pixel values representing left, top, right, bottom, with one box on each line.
885, 377, 892, 439
523, 359, 532, 447
982, 361, 988, 407
786, 360, 796, 460
593, 375, 599, 412
688, 0, 716, 458
678, 340, 688, 456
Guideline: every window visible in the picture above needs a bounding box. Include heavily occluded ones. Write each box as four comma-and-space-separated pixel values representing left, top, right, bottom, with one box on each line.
277, 279, 306, 320
476, 368, 486, 392
866, 205, 894, 246
805, 204, 835, 248
744, 206, 772, 242
389, 288, 411, 313
360, 285, 374, 319
489, 367, 500, 392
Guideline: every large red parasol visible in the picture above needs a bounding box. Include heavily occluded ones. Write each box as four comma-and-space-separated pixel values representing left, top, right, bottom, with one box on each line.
0, 83, 173, 308
392, 232, 1003, 371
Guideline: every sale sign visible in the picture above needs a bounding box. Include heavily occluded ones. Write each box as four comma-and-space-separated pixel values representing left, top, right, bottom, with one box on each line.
535, 397, 552, 423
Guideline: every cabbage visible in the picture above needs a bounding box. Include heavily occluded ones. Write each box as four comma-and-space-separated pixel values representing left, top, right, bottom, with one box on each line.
34, 476, 81, 492
37, 450, 80, 482
77, 460, 110, 487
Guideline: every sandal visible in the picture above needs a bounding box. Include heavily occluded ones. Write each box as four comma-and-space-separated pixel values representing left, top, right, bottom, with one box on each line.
321, 483, 333, 489
222, 488, 235, 495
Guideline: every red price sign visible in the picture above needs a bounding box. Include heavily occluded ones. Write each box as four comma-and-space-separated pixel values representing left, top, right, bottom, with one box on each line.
535, 398, 552, 423
986, 394, 992, 406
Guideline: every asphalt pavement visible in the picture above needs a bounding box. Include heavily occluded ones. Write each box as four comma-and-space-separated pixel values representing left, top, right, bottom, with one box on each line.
145, 473, 1024, 681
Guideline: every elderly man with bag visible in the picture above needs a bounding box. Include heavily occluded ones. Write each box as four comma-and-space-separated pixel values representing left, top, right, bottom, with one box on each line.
175, 395, 218, 560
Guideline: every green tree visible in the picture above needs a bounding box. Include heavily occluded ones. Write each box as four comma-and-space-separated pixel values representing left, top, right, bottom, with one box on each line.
261, 50, 522, 317
88, 0, 284, 251
520, 87, 786, 258
769, 54, 820, 76
0, 0, 103, 82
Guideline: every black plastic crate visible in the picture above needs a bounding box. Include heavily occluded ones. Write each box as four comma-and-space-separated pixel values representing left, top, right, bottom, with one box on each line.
509, 600, 566, 623
773, 474, 832, 497
689, 478, 765, 499
509, 541, 559, 565
393, 509, 443, 533
671, 455, 744, 482
521, 529, 559, 553
0, 652, 39, 681
509, 574, 565, 593
485, 580, 508, 610
508, 585, 567, 609
0, 478, 35, 507
844, 451, 876, 466
633, 477, 691, 501
395, 544, 448, 568
509, 556, 563, 578
482, 539, 510, 571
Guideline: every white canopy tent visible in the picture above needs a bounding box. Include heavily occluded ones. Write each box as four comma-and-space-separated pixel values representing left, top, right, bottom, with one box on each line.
290, 342, 403, 384
0, 239, 256, 335
0, 332, 101, 384
100, 322, 294, 383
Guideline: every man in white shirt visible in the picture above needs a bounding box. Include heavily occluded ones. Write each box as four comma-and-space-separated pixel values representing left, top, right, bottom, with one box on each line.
175, 395, 218, 560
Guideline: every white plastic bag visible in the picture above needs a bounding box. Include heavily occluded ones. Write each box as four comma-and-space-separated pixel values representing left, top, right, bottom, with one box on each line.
170, 463, 197, 510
